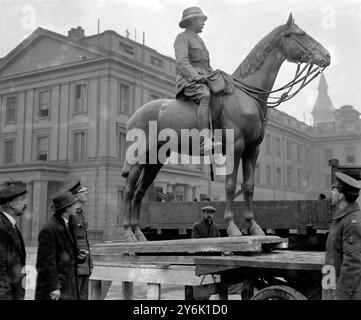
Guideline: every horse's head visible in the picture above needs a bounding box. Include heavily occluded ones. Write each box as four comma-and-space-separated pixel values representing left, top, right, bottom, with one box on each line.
280, 13, 330, 68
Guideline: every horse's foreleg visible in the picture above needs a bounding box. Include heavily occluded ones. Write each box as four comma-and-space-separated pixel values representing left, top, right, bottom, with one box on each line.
132, 163, 164, 241
225, 151, 242, 237
242, 146, 265, 236
122, 164, 143, 242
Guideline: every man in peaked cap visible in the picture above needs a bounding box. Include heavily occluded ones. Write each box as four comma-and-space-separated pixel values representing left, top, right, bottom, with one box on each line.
0, 181, 27, 300
323, 172, 361, 300
67, 179, 92, 300
192, 205, 220, 238
174, 6, 221, 155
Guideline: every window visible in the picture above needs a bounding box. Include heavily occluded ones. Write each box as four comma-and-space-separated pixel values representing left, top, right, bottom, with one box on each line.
3, 139, 15, 164
286, 166, 292, 187
265, 135, 271, 155
39, 90, 50, 118
255, 163, 260, 184
119, 84, 131, 113
5, 96, 16, 122
296, 145, 302, 163
118, 130, 126, 164
324, 148, 333, 164
175, 194, 184, 201
345, 146, 355, 164
286, 141, 291, 161
275, 138, 281, 158
306, 148, 310, 163
36, 136, 48, 161
266, 165, 271, 185
73, 131, 86, 163
119, 41, 134, 55
150, 55, 163, 67
276, 167, 281, 187
297, 170, 301, 188
74, 84, 86, 113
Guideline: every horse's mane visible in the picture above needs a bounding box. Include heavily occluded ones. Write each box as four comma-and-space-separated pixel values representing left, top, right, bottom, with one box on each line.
232, 26, 283, 79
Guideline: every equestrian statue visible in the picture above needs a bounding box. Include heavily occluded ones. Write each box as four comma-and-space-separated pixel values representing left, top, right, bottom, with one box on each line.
120, 7, 331, 241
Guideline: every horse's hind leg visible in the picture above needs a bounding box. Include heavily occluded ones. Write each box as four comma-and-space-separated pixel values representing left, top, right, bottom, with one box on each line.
242, 146, 265, 236
131, 163, 164, 241
122, 163, 144, 242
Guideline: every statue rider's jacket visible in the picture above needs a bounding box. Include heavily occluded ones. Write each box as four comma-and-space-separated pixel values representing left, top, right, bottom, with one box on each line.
174, 30, 213, 97
324, 202, 361, 300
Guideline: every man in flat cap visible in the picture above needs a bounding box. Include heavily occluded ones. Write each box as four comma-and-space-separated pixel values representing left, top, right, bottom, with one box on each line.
35, 191, 86, 300
174, 6, 221, 154
67, 179, 92, 300
0, 181, 27, 300
323, 172, 361, 300
192, 205, 220, 238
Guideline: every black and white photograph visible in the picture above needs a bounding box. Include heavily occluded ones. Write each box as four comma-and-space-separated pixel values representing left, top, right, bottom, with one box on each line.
0, 0, 361, 311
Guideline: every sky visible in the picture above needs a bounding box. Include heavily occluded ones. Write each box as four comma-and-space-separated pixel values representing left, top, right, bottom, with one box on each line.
0, 0, 360, 125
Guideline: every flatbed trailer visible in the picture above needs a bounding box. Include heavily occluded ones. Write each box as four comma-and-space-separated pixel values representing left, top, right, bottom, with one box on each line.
89, 236, 325, 300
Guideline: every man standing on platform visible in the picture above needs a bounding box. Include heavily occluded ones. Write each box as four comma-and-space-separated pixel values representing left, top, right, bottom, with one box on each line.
323, 172, 361, 300
0, 181, 27, 300
35, 191, 86, 300
192, 205, 220, 238
67, 179, 92, 300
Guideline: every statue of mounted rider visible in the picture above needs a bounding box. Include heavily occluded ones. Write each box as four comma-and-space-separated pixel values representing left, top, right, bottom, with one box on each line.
120, 7, 330, 242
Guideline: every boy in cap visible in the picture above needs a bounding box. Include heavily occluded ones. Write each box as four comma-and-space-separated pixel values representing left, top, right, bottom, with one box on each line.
0, 181, 27, 300
323, 172, 361, 300
192, 205, 220, 238
35, 191, 86, 300
67, 179, 92, 300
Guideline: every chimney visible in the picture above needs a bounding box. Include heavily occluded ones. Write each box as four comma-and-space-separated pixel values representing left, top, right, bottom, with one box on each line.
68, 26, 85, 40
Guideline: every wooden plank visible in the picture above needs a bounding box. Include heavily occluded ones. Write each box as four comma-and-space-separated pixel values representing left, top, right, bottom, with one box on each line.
91, 263, 220, 286
147, 283, 161, 300
194, 250, 325, 275
92, 236, 287, 255
93, 254, 197, 265
89, 279, 112, 300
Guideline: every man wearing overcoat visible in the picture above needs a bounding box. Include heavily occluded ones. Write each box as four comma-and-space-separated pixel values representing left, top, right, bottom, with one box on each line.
0, 181, 27, 300
323, 172, 361, 300
192, 205, 220, 238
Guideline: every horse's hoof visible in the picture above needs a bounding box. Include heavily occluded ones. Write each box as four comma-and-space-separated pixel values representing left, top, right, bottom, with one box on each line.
135, 232, 147, 242
248, 220, 265, 236
227, 221, 243, 237
123, 229, 138, 242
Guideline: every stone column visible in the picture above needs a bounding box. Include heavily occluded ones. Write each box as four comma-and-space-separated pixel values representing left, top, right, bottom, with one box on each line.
31, 180, 48, 242
184, 185, 193, 201
20, 181, 33, 242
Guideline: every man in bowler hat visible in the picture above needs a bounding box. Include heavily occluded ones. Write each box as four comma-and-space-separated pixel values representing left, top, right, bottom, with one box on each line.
0, 181, 27, 300
35, 191, 86, 300
67, 179, 92, 300
192, 205, 220, 238
323, 172, 361, 300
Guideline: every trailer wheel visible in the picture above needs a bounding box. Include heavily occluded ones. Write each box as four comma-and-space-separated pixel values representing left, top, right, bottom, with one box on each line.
251, 285, 307, 300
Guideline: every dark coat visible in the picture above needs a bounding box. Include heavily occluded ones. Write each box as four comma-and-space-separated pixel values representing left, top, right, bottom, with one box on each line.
174, 30, 213, 97
35, 214, 80, 300
69, 208, 93, 275
0, 212, 26, 300
191, 219, 220, 238
324, 202, 361, 300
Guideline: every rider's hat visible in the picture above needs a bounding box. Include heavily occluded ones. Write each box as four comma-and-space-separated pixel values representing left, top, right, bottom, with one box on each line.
179, 7, 207, 29
0, 181, 27, 205
201, 205, 216, 213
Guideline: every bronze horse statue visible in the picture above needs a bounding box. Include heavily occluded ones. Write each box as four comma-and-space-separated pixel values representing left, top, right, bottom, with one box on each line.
120, 14, 330, 241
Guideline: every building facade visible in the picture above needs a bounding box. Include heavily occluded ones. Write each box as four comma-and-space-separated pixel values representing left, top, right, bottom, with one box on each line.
1, 27, 360, 243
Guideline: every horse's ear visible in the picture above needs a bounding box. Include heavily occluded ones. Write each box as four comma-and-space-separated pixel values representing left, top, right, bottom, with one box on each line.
286, 13, 293, 26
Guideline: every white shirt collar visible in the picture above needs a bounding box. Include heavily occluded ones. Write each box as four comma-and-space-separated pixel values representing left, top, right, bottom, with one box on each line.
2, 211, 16, 227
62, 216, 69, 226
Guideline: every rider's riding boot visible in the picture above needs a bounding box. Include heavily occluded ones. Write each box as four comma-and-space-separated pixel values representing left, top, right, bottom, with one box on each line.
198, 96, 222, 155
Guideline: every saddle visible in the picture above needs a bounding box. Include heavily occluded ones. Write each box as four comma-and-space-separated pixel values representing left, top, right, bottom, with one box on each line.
206, 70, 235, 96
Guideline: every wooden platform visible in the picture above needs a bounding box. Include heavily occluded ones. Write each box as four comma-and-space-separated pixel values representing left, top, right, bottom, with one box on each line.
92, 236, 288, 256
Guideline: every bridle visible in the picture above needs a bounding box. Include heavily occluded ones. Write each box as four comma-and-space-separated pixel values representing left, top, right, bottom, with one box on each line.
233, 31, 325, 109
